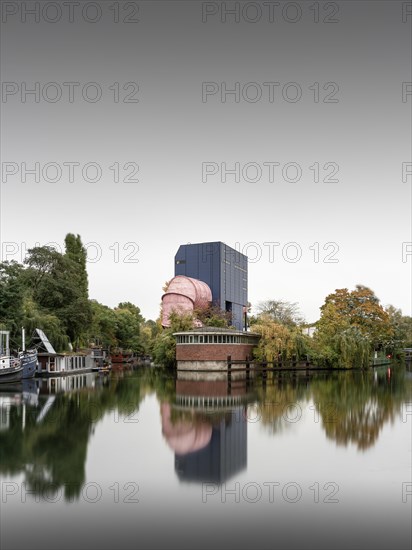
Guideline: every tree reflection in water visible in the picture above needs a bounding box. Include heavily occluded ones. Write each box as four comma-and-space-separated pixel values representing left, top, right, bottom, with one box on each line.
0, 365, 410, 500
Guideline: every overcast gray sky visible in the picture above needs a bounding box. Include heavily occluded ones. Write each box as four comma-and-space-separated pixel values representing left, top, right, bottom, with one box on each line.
1, 1, 411, 322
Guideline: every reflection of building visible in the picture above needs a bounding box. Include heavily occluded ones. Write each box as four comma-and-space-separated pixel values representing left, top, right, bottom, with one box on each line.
175, 242, 247, 330
175, 408, 247, 483
161, 373, 253, 483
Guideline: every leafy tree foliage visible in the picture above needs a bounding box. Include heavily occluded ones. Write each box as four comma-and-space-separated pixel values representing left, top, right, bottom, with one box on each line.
0, 261, 26, 335
320, 286, 393, 347
194, 304, 232, 328
385, 305, 412, 352
254, 300, 304, 327
311, 286, 394, 368
0, 234, 151, 354
113, 302, 144, 353
152, 312, 194, 368
252, 316, 310, 362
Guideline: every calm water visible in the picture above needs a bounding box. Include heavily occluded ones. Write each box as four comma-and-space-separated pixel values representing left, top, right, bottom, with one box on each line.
1, 366, 411, 550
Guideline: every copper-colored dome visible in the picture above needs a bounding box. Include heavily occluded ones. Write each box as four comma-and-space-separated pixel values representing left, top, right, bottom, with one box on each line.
161, 276, 212, 327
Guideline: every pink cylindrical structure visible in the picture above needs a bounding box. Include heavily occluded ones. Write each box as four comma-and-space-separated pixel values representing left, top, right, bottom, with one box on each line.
161, 403, 212, 455
161, 275, 212, 327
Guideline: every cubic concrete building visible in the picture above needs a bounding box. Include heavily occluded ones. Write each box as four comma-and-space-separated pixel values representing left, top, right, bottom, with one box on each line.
174, 242, 247, 330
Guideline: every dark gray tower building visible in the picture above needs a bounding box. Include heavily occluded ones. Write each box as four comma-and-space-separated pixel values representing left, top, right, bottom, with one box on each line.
174, 242, 247, 330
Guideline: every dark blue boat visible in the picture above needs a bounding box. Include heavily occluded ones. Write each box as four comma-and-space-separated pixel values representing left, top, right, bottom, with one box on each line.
19, 350, 38, 379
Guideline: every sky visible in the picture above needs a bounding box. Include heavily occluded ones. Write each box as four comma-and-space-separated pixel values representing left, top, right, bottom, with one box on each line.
1, 0, 411, 323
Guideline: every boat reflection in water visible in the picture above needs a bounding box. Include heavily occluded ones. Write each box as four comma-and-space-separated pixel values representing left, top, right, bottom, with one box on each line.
0, 373, 97, 432
162, 371, 255, 484
0, 378, 40, 431
37, 372, 97, 395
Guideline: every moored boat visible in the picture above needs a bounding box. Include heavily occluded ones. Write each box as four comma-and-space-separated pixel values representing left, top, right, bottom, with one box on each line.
20, 350, 38, 379
0, 356, 23, 383
110, 348, 134, 363
19, 328, 38, 379
0, 330, 23, 383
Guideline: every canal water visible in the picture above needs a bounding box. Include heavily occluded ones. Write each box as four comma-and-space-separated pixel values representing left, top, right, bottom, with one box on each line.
1, 366, 411, 550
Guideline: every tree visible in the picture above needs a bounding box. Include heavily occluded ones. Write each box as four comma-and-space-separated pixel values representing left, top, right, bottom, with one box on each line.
0, 261, 26, 337
140, 320, 160, 355
152, 312, 194, 368
384, 305, 412, 354
113, 302, 144, 353
25, 238, 92, 346
64, 233, 89, 298
194, 304, 232, 328
88, 300, 118, 347
321, 286, 393, 348
252, 316, 310, 362
253, 300, 304, 327
22, 296, 69, 352
312, 285, 394, 368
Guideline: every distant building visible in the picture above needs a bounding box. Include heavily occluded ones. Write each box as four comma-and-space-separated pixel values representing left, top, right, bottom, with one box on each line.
175, 242, 247, 330
302, 326, 316, 338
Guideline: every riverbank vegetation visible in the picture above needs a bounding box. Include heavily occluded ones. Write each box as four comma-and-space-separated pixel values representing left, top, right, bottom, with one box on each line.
251, 288, 412, 368
0, 234, 156, 356
1, 234, 411, 367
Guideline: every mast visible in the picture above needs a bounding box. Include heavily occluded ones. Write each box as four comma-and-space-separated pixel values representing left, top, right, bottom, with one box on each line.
22, 327, 26, 352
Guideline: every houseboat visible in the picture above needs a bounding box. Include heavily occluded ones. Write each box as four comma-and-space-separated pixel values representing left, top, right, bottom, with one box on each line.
37, 351, 94, 377
31, 328, 95, 377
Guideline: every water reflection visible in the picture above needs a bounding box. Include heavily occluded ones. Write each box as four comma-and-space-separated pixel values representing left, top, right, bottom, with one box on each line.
310, 367, 410, 450
0, 365, 410, 501
162, 373, 252, 483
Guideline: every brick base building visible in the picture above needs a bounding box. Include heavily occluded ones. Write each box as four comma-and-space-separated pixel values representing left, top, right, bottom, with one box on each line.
174, 327, 260, 371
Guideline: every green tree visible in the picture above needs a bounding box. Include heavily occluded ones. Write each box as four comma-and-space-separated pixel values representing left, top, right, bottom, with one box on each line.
252, 316, 310, 362
64, 233, 88, 297
194, 304, 232, 328
152, 312, 194, 368
113, 302, 144, 353
88, 300, 118, 348
385, 305, 412, 353
25, 239, 92, 346
321, 286, 393, 347
140, 319, 160, 355
312, 286, 393, 367
254, 299, 304, 327
0, 261, 26, 337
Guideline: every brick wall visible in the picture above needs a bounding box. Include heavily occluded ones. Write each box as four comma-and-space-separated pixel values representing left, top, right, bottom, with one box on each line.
176, 343, 255, 362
